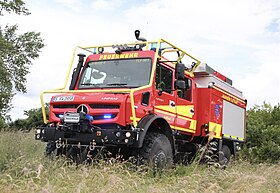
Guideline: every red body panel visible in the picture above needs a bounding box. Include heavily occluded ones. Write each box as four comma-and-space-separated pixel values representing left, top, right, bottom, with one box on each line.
195, 88, 211, 137
195, 86, 246, 139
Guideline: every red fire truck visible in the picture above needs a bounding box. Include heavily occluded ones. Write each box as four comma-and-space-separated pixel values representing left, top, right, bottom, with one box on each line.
35, 30, 246, 167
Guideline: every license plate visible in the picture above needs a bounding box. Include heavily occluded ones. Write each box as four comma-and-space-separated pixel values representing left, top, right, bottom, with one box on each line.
53, 96, 74, 102
64, 112, 80, 123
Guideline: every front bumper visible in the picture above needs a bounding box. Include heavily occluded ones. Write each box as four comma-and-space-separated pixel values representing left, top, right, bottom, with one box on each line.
35, 126, 138, 147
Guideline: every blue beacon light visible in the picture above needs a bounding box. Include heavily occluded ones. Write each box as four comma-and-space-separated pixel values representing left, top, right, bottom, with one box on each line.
103, 114, 112, 119
58, 114, 64, 118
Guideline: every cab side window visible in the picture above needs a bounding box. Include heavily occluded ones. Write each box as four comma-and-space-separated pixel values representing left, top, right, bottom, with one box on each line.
178, 77, 192, 101
156, 64, 173, 94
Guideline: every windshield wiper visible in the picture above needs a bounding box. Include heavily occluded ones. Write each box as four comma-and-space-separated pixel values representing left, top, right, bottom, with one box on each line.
106, 83, 127, 87
80, 83, 101, 88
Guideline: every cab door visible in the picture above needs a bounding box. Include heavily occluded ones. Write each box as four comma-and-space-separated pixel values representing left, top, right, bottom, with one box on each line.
175, 76, 196, 134
154, 63, 176, 126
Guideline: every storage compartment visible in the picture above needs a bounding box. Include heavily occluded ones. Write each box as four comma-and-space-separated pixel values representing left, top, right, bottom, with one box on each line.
222, 100, 245, 140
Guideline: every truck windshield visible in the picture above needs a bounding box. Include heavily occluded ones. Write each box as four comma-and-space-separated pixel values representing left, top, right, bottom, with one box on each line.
79, 58, 152, 88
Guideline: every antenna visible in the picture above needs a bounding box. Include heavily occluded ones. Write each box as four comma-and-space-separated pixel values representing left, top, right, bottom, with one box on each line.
134, 30, 147, 42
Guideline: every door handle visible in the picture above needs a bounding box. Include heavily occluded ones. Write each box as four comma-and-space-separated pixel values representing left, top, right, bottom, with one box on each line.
170, 102, 176, 107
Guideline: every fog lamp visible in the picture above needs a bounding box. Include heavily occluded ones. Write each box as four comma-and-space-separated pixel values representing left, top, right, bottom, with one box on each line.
115, 131, 121, 137
125, 132, 131, 138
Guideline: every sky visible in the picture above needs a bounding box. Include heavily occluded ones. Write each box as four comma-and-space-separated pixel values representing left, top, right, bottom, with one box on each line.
2, 0, 280, 120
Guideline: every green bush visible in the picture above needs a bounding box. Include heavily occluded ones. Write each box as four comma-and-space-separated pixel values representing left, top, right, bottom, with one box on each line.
9, 103, 49, 131
241, 103, 280, 163
0, 116, 9, 130
0, 117, 6, 129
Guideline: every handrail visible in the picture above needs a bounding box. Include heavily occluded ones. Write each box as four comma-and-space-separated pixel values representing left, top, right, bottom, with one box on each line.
40, 39, 201, 126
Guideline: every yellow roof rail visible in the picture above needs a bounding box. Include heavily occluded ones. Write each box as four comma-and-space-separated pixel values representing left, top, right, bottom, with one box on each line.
40, 39, 201, 125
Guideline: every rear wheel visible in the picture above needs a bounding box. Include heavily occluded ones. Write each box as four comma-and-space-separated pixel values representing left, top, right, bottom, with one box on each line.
139, 132, 173, 170
219, 145, 231, 166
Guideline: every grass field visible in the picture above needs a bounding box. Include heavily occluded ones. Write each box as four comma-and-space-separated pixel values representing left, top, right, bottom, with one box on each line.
0, 131, 279, 193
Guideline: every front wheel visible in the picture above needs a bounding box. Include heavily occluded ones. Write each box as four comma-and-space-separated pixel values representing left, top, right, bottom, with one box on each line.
45, 141, 61, 159
139, 132, 173, 169
45, 141, 92, 164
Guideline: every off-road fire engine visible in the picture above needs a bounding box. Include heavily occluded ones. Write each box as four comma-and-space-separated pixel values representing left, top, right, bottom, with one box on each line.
35, 30, 246, 167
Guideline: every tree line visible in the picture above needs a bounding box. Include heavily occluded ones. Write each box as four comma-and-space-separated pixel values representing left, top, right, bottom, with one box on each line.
0, 0, 44, 122
240, 103, 280, 163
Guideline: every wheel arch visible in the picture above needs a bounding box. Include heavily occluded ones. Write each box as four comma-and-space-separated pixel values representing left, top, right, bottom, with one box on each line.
134, 114, 175, 154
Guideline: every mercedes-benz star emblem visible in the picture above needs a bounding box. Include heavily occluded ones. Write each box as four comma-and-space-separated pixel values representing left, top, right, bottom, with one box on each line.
77, 104, 88, 114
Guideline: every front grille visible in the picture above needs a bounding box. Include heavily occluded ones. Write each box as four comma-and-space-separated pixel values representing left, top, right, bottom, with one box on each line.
53, 104, 120, 110
53, 104, 79, 109
89, 104, 120, 109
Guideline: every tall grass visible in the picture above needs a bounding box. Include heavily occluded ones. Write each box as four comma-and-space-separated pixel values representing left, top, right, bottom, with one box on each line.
0, 130, 279, 193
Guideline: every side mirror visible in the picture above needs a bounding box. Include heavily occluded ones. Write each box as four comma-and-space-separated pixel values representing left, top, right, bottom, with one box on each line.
175, 80, 186, 90
185, 79, 191, 90
175, 63, 185, 80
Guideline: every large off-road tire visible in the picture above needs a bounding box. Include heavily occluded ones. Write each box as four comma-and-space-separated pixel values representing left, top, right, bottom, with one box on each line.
45, 141, 61, 159
139, 132, 173, 169
45, 141, 101, 164
219, 145, 231, 166
200, 140, 219, 165
66, 146, 88, 164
